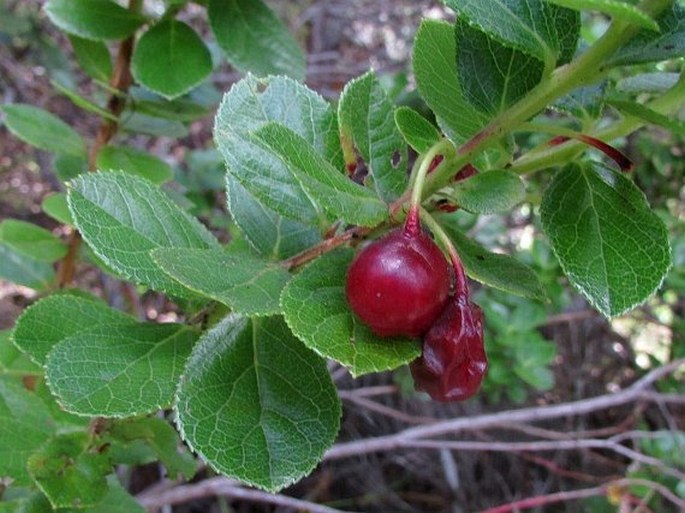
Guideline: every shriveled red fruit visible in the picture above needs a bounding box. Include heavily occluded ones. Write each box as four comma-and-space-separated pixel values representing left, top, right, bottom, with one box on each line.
345, 218, 450, 338
410, 298, 487, 401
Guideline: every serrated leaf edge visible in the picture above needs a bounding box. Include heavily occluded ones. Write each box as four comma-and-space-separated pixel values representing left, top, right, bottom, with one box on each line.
43, 323, 196, 418
172, 313, 339, 492
66, 171, 220, 298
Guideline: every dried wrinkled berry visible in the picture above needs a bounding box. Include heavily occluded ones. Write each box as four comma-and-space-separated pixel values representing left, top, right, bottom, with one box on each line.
410, 290, 487, 401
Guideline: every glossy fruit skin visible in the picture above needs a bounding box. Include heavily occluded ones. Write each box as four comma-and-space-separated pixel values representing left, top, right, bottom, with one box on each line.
410, 297, 487, 402
345, 227, 450, 338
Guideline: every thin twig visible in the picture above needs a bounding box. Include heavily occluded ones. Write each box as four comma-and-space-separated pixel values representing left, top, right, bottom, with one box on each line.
137, 476, 359, 513
476, 478, 685, 513
56, 0, 138, 287
324, 359, 685, 460
339, 393, 437, 425
397, 439, 685, 481
282, 225, 371, 270
477, 484, 605, 513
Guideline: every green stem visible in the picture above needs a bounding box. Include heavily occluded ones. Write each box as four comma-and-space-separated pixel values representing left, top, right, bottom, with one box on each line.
409, 140, 454, 211
424, 0, 673, 194
401, 139, 456, 236
420, 209, 469, 301
511, 70, 685, 174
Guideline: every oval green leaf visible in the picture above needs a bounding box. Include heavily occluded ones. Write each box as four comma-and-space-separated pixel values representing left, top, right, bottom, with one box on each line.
0, 219, 67, 263
540, 162, 671, 317
46, 323, 197, 417
12, 292, 135, 365
413, 20, 486, 143
132, 20, 212, 100
338, 71, 407, 202
175, 314, 340, 492
0, 376, 57, 485
208, 0, 305, 80
67, 172, 220, 297
69, 35, 113, 81
214, 74, 339, 226
446, 169, 526, 214
1, 104, 86, 156
96, 145, 173, 184
0, 243, 55, 290
27, 432, 110, 509
45, 0, 145, 40
394, 106, 441, 154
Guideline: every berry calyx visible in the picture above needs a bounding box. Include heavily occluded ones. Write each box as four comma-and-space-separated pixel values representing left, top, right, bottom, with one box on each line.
345, 208, 450, 338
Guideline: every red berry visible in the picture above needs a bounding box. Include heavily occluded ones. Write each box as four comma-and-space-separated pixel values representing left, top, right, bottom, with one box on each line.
410, 298, 487, 402
345, 226, 450, 338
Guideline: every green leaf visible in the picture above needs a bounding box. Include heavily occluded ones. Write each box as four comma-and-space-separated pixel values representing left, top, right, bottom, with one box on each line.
0, 220, 67, 263
46, 323, 197, 417
546, 0, 660, 31
42, 193, 74, 225
53, 153, 87, 182
412, 20, 487, 143
608, 98, 685, 136
45, 0, 145, 40
394, 106, 441, 153
132, 20, 212, 100
338, 71, 408, 202
96, 145, 173, 184
540, 162, 671, 317
69, 35, 113, 81
152, 248, 291, 316
27, 432, 110, 509
226, 175, 321, 260
106, 417, 196, 479
444, 169, 526, 214
67, 172, 220, 297
0, 243, 55, 290
120, 111, 188, 138
514, 364, 554, 390
280, 249, 420, 377
215, 74, 340, 226
5, 493, 53, 513
442, 0, 580, 66
1, 104, 86, 156
616, 72, 680, 95
51, 80, 117, 121
609, 4, 685, 66
0, 376, 56, 485
0, 330, 41, 376
13, 293, 135, 365
455, 20, 545, 115
131, 98, 210, 123
554, 82, 606, 119
438, 214, 546, 300
175, 314, 340, 492
208, 0, 305, 80
252, 123, 387, 227
82, 476, 146, 513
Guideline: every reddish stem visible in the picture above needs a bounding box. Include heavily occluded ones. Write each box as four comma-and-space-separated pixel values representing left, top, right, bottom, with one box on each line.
447, 246, 469, 302
56, 10, 137, 288
426, 154, 444, 174
549, 134, 633, 172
